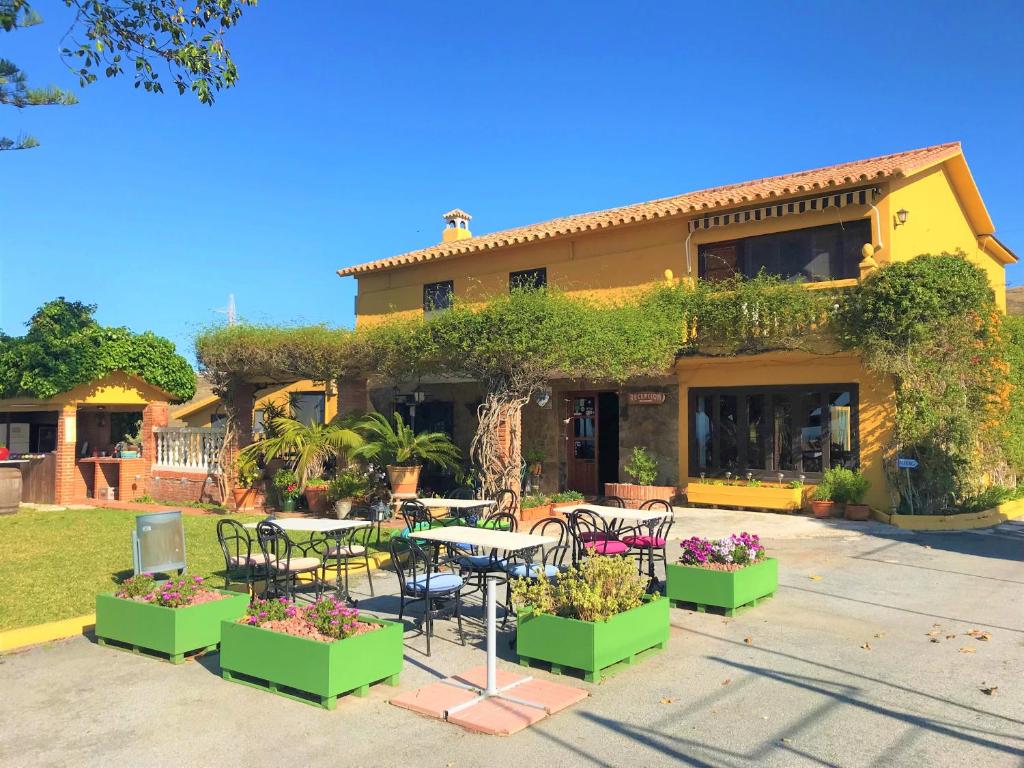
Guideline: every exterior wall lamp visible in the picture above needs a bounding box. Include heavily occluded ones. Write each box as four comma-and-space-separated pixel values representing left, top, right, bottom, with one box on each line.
894, 208, 909, 228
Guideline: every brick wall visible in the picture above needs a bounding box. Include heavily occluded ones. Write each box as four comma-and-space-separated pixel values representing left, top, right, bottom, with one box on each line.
55, 405, 78, 504
338, 376, 369, 416
148, 469, 224, 505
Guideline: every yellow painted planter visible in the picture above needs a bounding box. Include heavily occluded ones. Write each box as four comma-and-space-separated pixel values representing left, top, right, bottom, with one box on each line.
871, 498, 1024, 531
685, 482, 803, 512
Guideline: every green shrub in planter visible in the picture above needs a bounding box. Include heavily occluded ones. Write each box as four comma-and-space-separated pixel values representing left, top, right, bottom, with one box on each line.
511, 556, 668, 681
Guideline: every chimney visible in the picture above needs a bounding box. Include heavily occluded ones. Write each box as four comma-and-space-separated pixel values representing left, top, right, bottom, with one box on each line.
442, 209, 472, 243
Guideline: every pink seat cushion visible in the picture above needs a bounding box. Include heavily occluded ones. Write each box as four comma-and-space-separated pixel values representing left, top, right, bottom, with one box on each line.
621, 535, 667, 548
584, 540, 629, 555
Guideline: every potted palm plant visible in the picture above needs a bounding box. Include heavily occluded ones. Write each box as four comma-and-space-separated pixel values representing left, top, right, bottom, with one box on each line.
351, 411, 460, 496
232, 453, 263, 511
241, 417, 363, 513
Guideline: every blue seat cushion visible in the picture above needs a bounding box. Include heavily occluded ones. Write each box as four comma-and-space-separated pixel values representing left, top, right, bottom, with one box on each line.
458, 554, 495, 569
406, 572, 464, 594
505, 562, 561, 579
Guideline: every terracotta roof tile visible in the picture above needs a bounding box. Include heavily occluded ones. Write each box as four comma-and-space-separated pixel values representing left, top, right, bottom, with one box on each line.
338, 142, 962, 277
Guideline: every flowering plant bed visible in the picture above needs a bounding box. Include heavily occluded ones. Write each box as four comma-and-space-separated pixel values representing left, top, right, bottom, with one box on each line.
219, 597, 403, 710
95, 574, 250, 664
512, 556, 668, 682
666, 533, 777, 615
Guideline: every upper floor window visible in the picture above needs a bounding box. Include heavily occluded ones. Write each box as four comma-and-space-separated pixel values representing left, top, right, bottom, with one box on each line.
509, 267, 547, 291
289, 392, 325, 425
698, 219, 871, 283
423, 280, 454, 312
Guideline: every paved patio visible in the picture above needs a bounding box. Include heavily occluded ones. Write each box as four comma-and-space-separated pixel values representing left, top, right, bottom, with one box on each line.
1, 518, 1021, 767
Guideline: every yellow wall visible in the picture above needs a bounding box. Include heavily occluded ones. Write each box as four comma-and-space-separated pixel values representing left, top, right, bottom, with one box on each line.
887, 166, 1007, 310
355, 219, 688, 325
175, 380, 338, 428
676, 351, 896, 511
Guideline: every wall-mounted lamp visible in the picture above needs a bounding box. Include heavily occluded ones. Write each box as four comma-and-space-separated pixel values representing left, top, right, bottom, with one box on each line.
894, 208, 909, 228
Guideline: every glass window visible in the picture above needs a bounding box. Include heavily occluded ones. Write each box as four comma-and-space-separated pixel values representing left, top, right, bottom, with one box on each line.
690, 385, 857, 477
210, 413, 227, 427
290, 392, 325, 425
423, 281, 454, 312
509, 267, 547, 291
698, 219, 871, 282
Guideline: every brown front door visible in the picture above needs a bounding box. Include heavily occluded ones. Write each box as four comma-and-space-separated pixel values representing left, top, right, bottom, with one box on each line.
566, 393, 599, 495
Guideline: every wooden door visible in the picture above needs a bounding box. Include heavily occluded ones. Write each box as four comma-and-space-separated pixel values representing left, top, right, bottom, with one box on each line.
566, 393, 599, 495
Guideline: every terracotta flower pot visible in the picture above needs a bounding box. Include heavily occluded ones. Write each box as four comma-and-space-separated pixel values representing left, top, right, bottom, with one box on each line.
232, 487, 259, 511
811, 500, 836, 518
387, 465, 421, 496
844, 503, 870, 521
304, 487, 330, 515
529, 462, 544, 476
603, 482, 677, 509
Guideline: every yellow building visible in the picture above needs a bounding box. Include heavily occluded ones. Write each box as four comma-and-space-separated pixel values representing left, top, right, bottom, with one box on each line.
337, 143, 1016, 511
172, 379, 338, 432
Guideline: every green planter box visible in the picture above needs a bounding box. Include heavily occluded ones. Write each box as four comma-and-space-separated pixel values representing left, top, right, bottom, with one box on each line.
665, 557, 778, 615
95, 590, 250, 663
219, 617, 403, 710
517, 596, 669, 682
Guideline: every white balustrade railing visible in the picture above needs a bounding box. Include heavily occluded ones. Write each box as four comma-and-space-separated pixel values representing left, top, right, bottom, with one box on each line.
154, 427, 226, 473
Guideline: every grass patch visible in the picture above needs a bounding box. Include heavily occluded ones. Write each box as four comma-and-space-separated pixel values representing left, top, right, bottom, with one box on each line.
0, 507, 400, 632
0, 506, 265, 632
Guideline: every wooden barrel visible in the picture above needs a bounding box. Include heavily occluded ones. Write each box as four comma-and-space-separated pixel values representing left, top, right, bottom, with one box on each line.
0, 466, 21, 515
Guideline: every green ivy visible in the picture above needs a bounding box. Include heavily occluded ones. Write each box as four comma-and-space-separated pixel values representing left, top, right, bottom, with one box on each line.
0, 298, 195, 402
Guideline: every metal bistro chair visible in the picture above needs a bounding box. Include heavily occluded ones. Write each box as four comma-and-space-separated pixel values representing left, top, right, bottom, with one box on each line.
399, 499, 434, 538
454, 511, 517, 601
621, 499, 675, 578
494, 488, 519, 516
255, 521, 323, 601
390, 536, 466, 656
216, 519, 265, 594
306, 526, 376, 599
446, 487, 477, 500
568, 508, 629, 563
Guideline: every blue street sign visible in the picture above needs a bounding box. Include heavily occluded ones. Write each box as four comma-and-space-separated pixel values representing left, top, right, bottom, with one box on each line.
897, 458, 919, 470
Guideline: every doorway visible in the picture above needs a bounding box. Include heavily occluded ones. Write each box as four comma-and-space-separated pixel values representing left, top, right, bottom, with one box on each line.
565, 391, 619, 496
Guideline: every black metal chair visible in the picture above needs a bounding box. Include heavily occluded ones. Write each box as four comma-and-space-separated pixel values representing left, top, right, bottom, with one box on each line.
255, 521, 323, 601
494, 488, 519, 516
216, 519, 264, 593
446, 487, 477, 500
622, 499, 675, 578
595, 495, 626, 508
500, 516, 571, 627
390, 536, 466, 656
567, 508, 629, 563
453, 511, 516, 599
307, 526, 376, 599
399, 499, 433, 538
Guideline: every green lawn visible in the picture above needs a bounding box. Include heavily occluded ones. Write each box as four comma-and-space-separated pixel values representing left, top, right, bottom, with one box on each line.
0, 507, 264, 631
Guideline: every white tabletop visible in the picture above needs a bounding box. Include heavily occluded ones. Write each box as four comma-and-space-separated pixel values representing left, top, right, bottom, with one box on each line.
244, 518, 371, 533
552, 503, 668, 523
417, 498, 496, 509
410, 525, 557, 551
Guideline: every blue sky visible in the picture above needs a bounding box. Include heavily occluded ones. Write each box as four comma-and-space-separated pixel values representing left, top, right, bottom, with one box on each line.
2, 1, 1022, 366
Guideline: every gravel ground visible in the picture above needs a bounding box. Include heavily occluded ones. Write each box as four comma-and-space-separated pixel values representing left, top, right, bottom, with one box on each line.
1, 518, 1021, 768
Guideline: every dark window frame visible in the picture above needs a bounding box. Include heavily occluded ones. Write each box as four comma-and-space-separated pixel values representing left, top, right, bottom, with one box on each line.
697, 219, 871, 283
289, 391, 326, 425
423, 280, 454, 312
509, 267, 547, 291
688, 383, 859, 479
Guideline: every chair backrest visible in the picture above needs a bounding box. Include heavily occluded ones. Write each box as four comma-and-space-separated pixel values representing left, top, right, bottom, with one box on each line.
400, 499, 431, 534
389, 535, 430, 593
216, 519, 251, 570
446, 487, 476, 500
596, 495, 626, 508
529, 516, 571, 569
567, 508, 606, 540
494, 488, 519, 515
255, 521, 293, 593
640, 499, 675, 539
483, 510, 518, 532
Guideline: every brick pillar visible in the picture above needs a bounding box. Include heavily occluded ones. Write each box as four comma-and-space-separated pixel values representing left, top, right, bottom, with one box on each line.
141, 401, 169, 497
337, 376, 369, 417
495, 403, 523, 494
54, 405, 79, 504
223, 383, 257, 494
